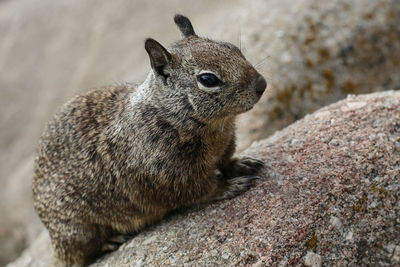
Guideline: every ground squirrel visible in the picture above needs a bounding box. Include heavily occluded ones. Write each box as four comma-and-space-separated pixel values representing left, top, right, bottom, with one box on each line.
32, 14, 267, 266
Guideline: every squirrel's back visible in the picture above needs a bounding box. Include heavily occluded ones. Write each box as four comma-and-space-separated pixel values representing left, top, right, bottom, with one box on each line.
33, 84, 134, 220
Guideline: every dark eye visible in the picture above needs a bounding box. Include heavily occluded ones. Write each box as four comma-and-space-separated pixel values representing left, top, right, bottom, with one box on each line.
197, 73, 223, 87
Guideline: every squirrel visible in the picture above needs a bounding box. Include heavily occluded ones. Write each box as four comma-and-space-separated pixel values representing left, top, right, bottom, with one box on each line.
32, 14, 266, 267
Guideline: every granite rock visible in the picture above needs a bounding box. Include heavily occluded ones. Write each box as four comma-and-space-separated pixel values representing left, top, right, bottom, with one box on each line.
9, 91, 400, 266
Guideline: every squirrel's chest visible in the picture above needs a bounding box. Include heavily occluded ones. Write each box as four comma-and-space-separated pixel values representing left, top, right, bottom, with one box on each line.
202, 122, 234, 164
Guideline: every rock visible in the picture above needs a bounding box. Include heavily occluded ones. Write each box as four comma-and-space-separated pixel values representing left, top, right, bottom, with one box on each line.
392, 245, 400, 263
0, 157, 43, 267
235, 0, 400, 150
329, 216, 343, 233
304, 251, 322, 267
9, 91, 400, 266
7, 232, 51, 267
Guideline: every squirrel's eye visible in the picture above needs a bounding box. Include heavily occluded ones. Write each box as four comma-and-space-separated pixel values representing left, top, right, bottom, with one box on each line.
197, 73, 223, 87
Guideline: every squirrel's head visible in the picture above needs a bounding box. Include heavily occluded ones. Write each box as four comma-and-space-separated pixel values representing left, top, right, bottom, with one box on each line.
144, 14, 266, 122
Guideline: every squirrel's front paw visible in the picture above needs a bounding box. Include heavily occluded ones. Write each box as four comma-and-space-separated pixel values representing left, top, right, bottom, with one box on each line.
216, 175, 258, 200
221, 156, 264, 179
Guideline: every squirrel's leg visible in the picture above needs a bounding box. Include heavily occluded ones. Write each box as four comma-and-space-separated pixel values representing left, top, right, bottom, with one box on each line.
50, 222, 112, 267
217, 135, 264, 179
208, 139, 262, 201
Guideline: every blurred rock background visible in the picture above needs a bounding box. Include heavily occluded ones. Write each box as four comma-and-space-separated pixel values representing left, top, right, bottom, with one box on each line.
235, 0, 400, 150
0, 0, 399, 265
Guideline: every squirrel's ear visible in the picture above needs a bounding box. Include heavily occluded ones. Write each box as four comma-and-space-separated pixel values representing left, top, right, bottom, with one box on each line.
174, 14, 196, 38
145, 38, 172, 79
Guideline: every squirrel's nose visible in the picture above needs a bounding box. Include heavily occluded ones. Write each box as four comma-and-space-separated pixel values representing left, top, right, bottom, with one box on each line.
254, 74, 267, 96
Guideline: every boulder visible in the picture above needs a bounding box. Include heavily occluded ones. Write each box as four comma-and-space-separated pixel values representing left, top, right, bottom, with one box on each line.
9, 91, 400, 266
235, 0, 400, 150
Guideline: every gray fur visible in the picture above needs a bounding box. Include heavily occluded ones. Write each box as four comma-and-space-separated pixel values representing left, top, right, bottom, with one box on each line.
32, 14, 267, 267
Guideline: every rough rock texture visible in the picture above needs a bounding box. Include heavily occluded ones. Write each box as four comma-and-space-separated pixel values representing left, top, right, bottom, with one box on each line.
235, 0, 400, 150
9, 91, 400, 266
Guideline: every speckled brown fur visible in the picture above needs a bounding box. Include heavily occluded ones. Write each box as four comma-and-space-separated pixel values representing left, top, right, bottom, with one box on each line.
32, 14, 266, 267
